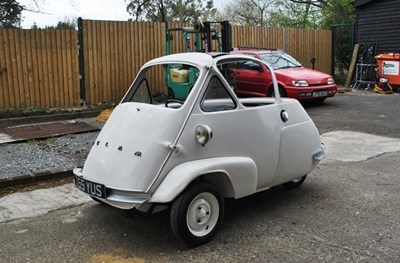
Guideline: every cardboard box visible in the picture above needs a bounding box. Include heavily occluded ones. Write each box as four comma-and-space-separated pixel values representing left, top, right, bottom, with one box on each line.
170, 68, 189, 83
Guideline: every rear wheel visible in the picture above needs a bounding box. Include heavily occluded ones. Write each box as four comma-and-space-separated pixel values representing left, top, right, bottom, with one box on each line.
281, 175, 307, 189
170, 182, 224, 246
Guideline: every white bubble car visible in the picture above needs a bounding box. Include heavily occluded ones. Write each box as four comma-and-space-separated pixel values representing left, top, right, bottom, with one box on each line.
74, 52, 325, 246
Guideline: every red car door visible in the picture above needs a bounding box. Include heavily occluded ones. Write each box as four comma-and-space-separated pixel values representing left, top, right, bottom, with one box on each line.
232, 61, 272, 97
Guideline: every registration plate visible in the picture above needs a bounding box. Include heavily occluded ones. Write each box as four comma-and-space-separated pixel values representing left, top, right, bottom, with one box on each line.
313, 90, 328, 97
75, 176, 106, 198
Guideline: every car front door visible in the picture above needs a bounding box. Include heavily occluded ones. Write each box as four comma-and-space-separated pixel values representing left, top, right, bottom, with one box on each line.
172, 61, 286, 190
231, 60, 272, 97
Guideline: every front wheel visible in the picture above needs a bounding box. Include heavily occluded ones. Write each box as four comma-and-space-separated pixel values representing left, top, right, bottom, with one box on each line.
269, 85, 287, 97
170, 182, 224, 246
281, 175, 307, 189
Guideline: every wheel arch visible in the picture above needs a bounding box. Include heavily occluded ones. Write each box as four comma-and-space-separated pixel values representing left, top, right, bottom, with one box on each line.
149, 157, 257, 203
268, 82, 287, 97
202, 171, 235, 198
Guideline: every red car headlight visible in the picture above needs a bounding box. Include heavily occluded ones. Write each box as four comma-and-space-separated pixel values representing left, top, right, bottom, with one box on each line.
292, 80, 309, 87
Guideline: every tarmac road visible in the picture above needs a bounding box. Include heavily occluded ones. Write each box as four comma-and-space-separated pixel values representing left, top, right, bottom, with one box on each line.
0, 91, 399, 263
304, 90, 400, 138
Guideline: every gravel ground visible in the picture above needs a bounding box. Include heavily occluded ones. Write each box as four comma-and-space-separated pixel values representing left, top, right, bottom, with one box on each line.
0, 118, 104, 180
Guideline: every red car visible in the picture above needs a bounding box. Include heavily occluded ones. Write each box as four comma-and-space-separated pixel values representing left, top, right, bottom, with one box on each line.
231, 49, 337, 102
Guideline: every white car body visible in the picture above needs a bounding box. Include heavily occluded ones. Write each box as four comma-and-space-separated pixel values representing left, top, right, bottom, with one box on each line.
74, 52, 325, 245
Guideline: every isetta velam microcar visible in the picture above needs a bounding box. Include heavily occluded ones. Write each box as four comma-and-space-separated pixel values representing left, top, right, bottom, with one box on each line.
74, 52, 325, 246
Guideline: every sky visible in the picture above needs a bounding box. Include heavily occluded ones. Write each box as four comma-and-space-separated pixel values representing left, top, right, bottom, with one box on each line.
19, 0, 226, 29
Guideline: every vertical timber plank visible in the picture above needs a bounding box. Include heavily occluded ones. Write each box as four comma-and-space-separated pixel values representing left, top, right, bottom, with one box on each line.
20, 30, 30, 107
45, 30, 55, 107
92, 20, 99, 105
72, 30, 80, 106
11, 30, 22, 108
0, 30, 8, 108
100, 20, 106, 103
25, 30, 35, 107
104, 21, 111, 103
65, 30, 73, 107
36, 30, 44, 107
109, 21, 115, 102
53, 30, 61, 107
5, 30, 16, 108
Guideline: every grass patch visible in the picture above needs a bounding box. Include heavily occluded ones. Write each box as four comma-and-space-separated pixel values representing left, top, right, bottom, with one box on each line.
26, 139, 38, 145
66, 133, 76, 139
45, 137, 56, 144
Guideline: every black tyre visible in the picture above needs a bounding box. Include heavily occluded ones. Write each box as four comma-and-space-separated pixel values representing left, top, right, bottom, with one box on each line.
170, 182, 224, 246
168, 88, 175, 99
269, 85, 287, 97
281, 175, 307, 189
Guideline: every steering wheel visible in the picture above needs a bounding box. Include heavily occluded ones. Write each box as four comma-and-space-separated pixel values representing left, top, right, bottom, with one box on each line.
165, 99, 184, 107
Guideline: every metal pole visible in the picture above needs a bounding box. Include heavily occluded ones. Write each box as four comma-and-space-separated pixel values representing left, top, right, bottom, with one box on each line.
203, 22, 211, 53
77, 17, 86, 105
221, 21, 232, 52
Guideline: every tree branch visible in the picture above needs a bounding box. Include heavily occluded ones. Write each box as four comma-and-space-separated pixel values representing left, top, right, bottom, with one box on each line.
288, 0, 327, 9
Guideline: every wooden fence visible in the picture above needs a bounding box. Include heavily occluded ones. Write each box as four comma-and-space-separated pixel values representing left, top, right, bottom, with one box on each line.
0, 21, 332, 109
232, 26, 332, 74
0, 29, 80, 109
81, 21, 166, 105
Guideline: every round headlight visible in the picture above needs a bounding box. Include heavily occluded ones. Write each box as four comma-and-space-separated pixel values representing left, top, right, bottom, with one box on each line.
195, 125, 212, 146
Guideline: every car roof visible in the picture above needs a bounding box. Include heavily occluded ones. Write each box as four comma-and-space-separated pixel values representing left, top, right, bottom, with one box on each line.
143, 52, 248, 68
144, 52, 213, 68
233, 49, 284, 55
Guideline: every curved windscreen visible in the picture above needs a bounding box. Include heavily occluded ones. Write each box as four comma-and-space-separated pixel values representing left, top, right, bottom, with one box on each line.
259, 52, 302, 70
122, 63, 200, 107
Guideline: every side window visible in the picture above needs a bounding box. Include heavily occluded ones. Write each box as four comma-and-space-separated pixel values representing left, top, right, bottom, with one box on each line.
235, 61, 263, 71
201, 77, 236, 112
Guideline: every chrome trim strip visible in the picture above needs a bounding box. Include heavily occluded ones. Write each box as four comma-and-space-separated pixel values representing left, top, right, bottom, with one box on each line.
106, 194, 150, 204
97, 188, 150, 204
73, 167, 83, 177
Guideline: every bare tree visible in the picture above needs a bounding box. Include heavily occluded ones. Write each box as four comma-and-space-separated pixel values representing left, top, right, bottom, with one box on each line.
126, 0, 216, 23
217, 0, 273, 26
218, 0, 354, 28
